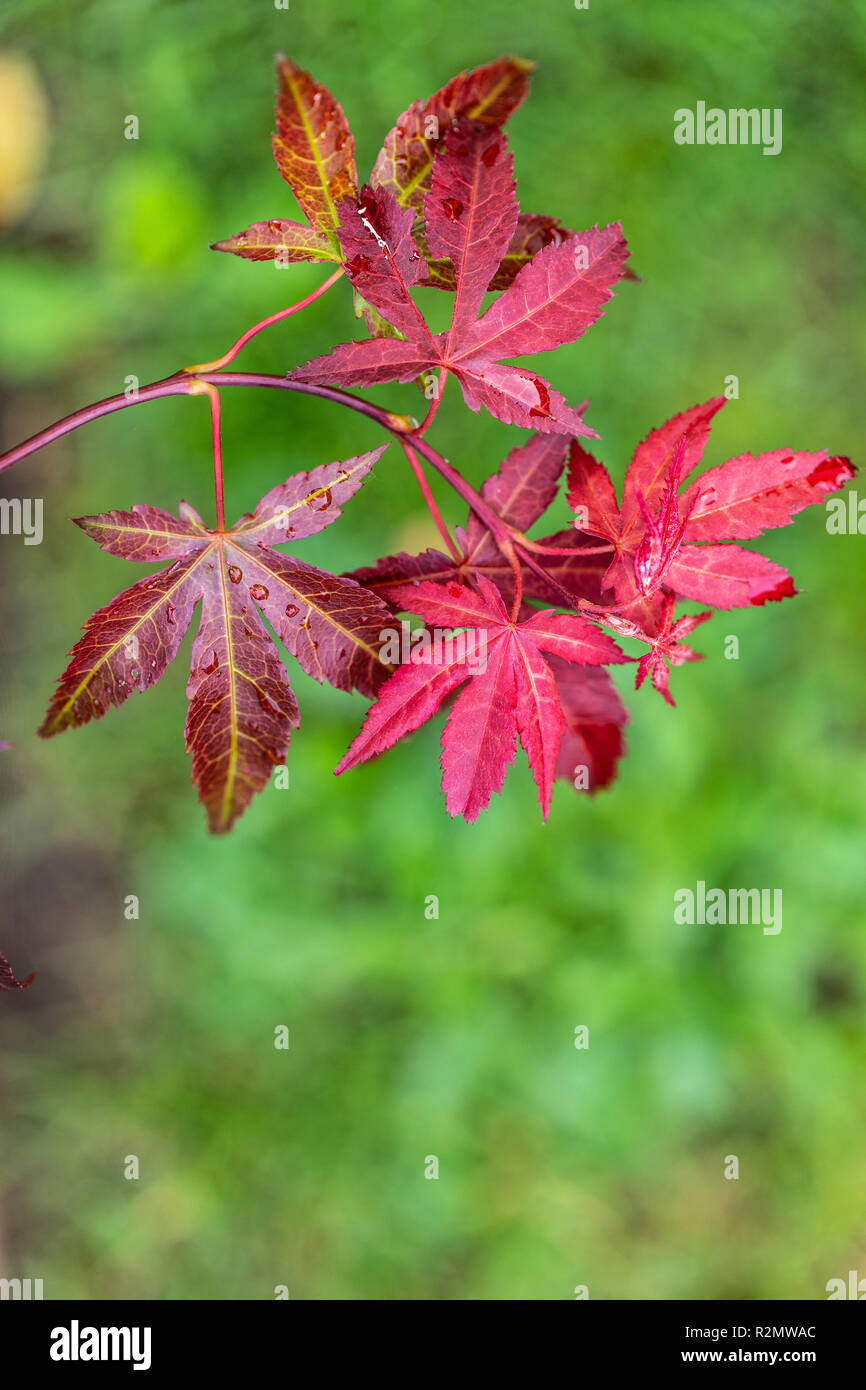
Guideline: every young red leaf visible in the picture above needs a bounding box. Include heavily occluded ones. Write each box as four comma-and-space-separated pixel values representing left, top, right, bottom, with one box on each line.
291, 118, 629, 435
336, 575, 626, 821
603, 595, 712, 707
271, 55, 357, 247
0, 948, 36, 991
334, 186, 428, 341
370, 55, 533, 217
40, 449, 393, 833
370, 58, 607, 293
566, 403, 856, 609
210, 219, 338, 265
427, 212, 575, 292
425, 120, 518, 338
679, 449, 856, 542
211, 57, 357, 264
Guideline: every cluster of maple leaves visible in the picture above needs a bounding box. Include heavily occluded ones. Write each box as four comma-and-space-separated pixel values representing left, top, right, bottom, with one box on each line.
38, 55, 854, 832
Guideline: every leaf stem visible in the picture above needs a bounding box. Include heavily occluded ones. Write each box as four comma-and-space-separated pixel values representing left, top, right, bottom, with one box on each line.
399, 440, 461, 561
417, 367, 449, 434
500, 540, 524, 622
519, 536, 615, 556
188, 381, 225, 530
182, 267, 345, 374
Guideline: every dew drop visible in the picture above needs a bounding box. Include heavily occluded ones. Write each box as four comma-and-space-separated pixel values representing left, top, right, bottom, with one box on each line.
202, 651, 219, 674
395, 124, 405, 138
345, 253, 372, 275
166, 605, 176, 625
249, 584, 269, 600
700, 487, 717, 507
481, 142, 499, 167
442, 198, 464, 222
267, 219, 283, 233
285, 603, 299, 618
336, 469, 350, 483
228, 564, 243, 584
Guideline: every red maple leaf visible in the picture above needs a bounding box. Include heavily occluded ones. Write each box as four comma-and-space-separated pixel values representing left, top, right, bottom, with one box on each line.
39, 450, 394, 832
566, 397, 856, 607
602, 595, 711, 707
288, 118, 629, 434
212, 56, 589, 302
0, 949, 36, 991
336, 575, 626, 821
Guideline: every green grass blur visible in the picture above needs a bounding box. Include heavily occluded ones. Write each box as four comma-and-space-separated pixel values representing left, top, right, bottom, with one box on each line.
1, 0, 864, 1300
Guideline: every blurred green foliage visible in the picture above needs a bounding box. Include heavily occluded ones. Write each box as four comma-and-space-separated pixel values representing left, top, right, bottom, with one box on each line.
0, 0, 864, 1300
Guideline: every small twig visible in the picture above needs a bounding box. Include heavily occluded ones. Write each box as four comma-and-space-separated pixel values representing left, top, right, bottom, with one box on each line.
399, 440, 461, 561
188, 381, 225, 530
183, 267, 345, 374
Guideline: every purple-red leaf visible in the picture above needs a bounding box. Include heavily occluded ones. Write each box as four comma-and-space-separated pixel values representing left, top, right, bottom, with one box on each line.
337, 575, 625, 821
291, 134, 628, 437
370, 55, 533, 216
426, 121, 518, 339
272, 55, 358, 246
210, 219, 338, 264
41, 449, 393, 833
566, 401, 856, 610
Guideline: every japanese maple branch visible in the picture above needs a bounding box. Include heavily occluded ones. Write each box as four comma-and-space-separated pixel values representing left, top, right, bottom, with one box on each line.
0, 367, 591, 607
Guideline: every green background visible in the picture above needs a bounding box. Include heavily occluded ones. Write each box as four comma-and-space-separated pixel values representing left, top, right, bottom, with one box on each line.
1, 0, 864, 1300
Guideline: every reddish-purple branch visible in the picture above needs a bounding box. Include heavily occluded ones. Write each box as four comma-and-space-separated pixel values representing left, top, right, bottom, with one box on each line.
0, 367, 584, 602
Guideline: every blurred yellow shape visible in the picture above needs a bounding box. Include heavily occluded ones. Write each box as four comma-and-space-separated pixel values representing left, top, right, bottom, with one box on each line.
0, 52, 49, 225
